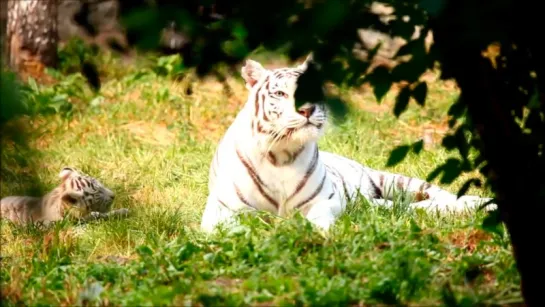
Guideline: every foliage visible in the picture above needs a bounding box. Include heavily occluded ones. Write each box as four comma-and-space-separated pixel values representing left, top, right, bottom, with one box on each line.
57, 38, 99, 75
153, 54, 187, 79
20, 71, 95, 117
0, 70, 27, 126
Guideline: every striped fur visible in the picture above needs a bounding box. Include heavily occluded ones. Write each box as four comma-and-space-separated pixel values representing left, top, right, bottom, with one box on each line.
200, 55, 496, 233
1, 167, 127, 226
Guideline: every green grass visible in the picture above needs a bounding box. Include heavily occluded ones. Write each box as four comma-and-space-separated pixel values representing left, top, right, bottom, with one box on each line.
0, 50, 521, 306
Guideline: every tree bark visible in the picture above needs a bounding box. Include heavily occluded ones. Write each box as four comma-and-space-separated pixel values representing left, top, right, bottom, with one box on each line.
6, 0, 59, 82
1, 0, 7, 67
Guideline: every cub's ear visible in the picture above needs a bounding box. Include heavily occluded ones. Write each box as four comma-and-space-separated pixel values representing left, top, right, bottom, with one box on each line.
241, 59, 265, 90
59, 167, 78, 181
61, 191, 83, 206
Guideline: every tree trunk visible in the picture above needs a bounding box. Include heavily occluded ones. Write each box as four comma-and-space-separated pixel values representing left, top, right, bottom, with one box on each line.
430, 1, 545, 305
1, 0, 7, 67
6, 0, 59, 82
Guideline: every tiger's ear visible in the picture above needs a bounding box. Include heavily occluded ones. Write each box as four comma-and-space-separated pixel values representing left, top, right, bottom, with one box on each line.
59, 167, 78, 181
297, 53, 314, 71
61, 191, 83, 206
241, 59, 265, 90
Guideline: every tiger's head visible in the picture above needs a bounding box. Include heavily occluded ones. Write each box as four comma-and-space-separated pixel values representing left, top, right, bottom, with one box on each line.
57, 167, 115, 218
241, 54, 327, 151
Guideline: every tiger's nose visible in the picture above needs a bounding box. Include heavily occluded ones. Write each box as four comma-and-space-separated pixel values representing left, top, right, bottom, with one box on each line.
297, 105, 316, 118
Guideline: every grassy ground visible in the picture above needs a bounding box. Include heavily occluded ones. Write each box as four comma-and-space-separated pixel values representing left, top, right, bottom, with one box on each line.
0, 48, 521, 306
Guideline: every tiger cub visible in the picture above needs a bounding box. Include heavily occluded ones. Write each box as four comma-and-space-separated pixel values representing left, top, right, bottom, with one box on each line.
1, 167, 128, 226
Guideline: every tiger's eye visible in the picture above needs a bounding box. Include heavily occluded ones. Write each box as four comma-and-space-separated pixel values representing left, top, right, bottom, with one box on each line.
275, 91, 288, 98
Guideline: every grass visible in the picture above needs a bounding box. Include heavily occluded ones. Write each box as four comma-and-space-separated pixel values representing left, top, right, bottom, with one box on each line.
0, 48, 521, 306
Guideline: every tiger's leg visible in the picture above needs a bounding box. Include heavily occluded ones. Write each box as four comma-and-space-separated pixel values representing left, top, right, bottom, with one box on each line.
368, 169, 493, 212
99, 208, 130, 220
304, 198, 345, 232
410, 196, 496, 212
200, 194, 240, 233
80, 208, 130, 223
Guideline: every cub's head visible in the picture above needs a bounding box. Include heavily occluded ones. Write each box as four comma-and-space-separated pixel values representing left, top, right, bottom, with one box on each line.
241, 54, 327, 150
58, 167, 115, 217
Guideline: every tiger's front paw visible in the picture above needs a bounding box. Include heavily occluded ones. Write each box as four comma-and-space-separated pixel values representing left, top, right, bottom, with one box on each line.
304, 202, 337, 233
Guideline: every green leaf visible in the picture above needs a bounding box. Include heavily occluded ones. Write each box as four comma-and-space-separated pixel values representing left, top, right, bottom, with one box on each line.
454, 126, 470, 158
324, 97, 349, 124
411, 82, 428, 106
447, 118, 457, 128
27, 77, 39, 91
481, 209, 504, 238
457, 178, 482, 198
439, 158, 462, 184
390, 45, 429, 83
410, 218, 422, 234
440, 283, 458, 307
420, 0, 446, 17
527, 87, 540, 109
136, 245, 154, 257
394, 87, 411, 117
426, 165, 444, 182
386, 145, 411, 167
365, 67, 392, 102
447, 97, 466, 118
374, 81, 392, 103
232, 23, 248, 40
412, 140, 424, 154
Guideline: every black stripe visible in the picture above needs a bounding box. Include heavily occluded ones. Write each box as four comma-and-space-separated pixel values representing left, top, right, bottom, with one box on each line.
236, 147, 279, 208
268, 152, 277, 166
286, 146, 319, 202
286, 146, 305, 164
261, 94, 269, 121
234, 184, 255, 209
254, 89, 260, 116
370, 182, 382, 198
296, 172, 327, 209
218, 199, 231, 210
254, 76, 269, 116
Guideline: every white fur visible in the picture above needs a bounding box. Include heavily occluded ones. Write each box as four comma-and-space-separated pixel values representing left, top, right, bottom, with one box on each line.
200, 56, 496, 233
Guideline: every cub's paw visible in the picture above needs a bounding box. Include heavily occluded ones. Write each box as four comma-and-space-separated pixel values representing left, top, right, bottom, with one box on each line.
89, 211, 102, 219
112, 208, 130, 217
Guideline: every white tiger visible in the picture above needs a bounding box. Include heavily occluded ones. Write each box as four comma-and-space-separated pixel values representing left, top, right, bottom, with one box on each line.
200, 55, 495, 233
1, 167, 128, 226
